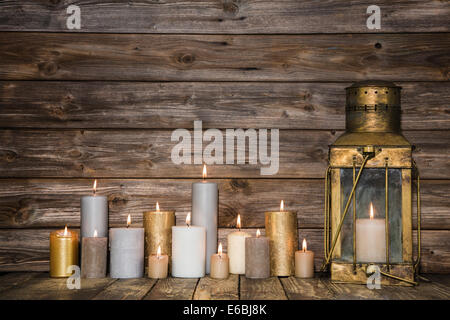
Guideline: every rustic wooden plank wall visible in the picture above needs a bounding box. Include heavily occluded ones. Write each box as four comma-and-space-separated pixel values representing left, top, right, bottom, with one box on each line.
0, 0, 449, 273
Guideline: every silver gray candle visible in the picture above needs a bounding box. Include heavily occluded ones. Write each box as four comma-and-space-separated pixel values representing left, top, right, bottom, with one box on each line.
109, 215, 144, 278
192, 165, 218, 274
81, 180, 108, 238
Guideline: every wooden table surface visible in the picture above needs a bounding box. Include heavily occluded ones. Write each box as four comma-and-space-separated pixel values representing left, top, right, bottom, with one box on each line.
0, 273, 449, 300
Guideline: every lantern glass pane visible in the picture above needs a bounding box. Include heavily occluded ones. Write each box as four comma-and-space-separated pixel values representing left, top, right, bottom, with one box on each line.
339, 168, 403, 263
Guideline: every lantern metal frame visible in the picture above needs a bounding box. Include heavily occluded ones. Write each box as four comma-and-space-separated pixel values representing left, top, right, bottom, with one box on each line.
321, 81, 422, 286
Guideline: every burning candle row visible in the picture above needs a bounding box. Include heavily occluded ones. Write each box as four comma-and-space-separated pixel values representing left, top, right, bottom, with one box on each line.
49, 165, 315, 279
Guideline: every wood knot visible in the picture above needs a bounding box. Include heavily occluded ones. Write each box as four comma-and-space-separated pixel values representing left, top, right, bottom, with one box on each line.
108, 194, 128, 206
223, 1, 240, 15
303, 105, 315, 112
177, 53, 196, 65
38, 61, 58, 76
68, 149, 82, 159
0, 149, 18, 162
229, 179, 250, 192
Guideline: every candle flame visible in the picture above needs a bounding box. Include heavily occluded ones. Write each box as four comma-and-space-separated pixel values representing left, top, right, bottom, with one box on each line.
218, 242, 223, 256
93, 179, 97, 195
302, 238, 307, 252
157, 245, 161, 258
236, 214, 241, 230
186, 212, 191, 227
63, 225, 68, 236
256, 229, 261, 237
93, 229, 98, 237
156, 202, 160, 212
127, 214, 131, 227
202, 164, 207, 179
370, 202, 374, 220
280, 200, 284, 211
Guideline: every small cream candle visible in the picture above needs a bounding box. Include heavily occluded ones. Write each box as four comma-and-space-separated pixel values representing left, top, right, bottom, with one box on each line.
227, 214, 250, 274
295, 238, 314, 278
148, 245, 168, 279
210, 243, 229, 279
356, 203, 386, 263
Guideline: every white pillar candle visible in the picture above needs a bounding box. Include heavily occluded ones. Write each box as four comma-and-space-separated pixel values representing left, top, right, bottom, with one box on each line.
295, 239, 314, 278
110, 214, 144, 278
356, 203, 386, 263
192, 164, 218, 274
227, 214, 250, 274
171, 213, 206, 278
81, 180, 108, 239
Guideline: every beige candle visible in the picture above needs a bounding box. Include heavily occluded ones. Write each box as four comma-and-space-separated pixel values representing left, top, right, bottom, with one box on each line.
210, 243, 229, 279
356, 203, 386, 263
148, 245, 169, 279
245, 229, 270, 279
295, 238, 314, 278
227, 214, 250, 274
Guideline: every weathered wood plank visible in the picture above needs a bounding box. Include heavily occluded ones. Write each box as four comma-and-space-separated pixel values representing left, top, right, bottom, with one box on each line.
1, 33, 448, 81
326, 281, 384, 300
193, 274, 239, 300
240, 276, 287, 300
280, 276, 334, 300
93, 278, 157, 300
0, 275, 116, 300
0, 228, 446, 273
0, 1, 448, 33
376, 281, 450, 300
0, 179, 446, 230
0, 272, 40, 293
1, 81, 448, 130
0, 130, 447, 179
144, 277, 198, 300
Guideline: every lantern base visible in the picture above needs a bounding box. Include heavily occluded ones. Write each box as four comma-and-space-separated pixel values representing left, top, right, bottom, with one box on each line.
330, 262, 415, 286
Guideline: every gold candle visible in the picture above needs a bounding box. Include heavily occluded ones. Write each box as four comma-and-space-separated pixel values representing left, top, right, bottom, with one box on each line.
265, 200, 298, 276
50, 226, 79, 278
143, 202, 175, 275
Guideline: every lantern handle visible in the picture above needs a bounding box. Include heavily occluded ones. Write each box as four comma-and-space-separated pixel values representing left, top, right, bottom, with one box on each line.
413, 160, 422, 273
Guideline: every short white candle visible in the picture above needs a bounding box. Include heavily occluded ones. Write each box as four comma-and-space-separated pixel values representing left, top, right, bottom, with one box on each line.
356, 203, 386, 263
110, 214, 144, 279
171, 213, 206, 278
295, 238, 314, 278
227, 214, 250, 274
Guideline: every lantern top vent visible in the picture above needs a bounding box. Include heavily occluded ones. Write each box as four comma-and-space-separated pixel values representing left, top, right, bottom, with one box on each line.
345, 80, 402, 133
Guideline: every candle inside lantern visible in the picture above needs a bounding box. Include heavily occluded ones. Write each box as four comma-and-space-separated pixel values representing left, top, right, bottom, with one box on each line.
148, 245, 169, 279
81, 179, 108, 239
81, 228, 107, 278
172, 213, 206, 278
210, 242, 229, 279
227, 214, 250, 274
356, 203, 386, 263
295, 238, 315, 278
109, 214, 144, 278
192, 164, 218, 274
245, 229, 270, 279
265, 200, 298, 276
50, 225, 79, 278
143, 202, 175, 275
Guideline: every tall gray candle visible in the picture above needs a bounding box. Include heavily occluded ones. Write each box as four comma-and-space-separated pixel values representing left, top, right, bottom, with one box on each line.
81, 230, 107, 278
110, 214, 144, 278
81, 180, 108, 238
192, 165, 218, 274
245, 229, 270, 279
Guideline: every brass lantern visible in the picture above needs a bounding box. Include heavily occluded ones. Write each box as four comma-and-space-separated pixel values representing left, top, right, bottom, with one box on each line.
322, 81, 421, 286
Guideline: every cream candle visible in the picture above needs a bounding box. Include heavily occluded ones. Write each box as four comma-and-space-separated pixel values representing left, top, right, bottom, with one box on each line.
148, 245, 169, 279
171, 213, 206, 278
356, 203, 386, 263
210, 243, 229, 279
81, 180, 108, 239
227, 214, 250, 274
245, 229, 270, 279
295, 238, 314, 278
110, 214, 144, 279
192, 164, 218, 274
